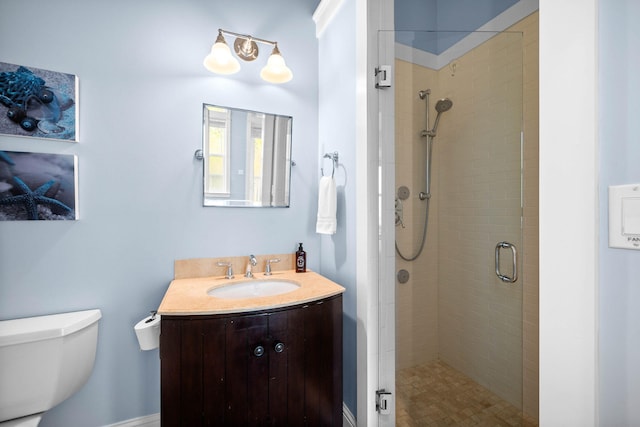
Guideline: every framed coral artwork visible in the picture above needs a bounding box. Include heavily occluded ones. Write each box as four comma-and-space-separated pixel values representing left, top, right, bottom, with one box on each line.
0, 62, 78, 141
0, 150, 78, 221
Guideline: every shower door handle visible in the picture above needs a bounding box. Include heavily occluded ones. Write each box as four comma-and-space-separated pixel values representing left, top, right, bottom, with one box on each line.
495, 241, 518, 283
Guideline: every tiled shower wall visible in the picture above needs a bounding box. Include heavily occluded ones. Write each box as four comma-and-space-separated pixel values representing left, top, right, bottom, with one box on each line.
394, 12, 539, 420
436, 27, 523, 410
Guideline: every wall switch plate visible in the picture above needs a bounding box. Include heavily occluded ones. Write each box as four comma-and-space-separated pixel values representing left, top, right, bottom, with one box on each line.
609, 184, 640, 250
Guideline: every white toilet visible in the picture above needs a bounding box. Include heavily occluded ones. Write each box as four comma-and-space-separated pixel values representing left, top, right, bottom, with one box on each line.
0, 309, 102, 426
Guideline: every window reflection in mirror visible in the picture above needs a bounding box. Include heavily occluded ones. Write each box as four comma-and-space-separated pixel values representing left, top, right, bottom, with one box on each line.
205, 106, 231, 196
202, 104, 292, 207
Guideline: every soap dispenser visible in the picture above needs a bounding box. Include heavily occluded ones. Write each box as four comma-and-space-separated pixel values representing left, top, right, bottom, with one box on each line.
296, 243, 306, 273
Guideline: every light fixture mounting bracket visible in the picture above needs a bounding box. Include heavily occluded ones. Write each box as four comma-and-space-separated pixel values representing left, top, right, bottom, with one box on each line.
234, 37, 259, 61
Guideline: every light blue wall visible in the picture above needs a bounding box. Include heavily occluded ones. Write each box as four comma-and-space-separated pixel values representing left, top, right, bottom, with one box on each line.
317, 0, 358, 415
0, 0, 319, 425
598, 0, 640, 424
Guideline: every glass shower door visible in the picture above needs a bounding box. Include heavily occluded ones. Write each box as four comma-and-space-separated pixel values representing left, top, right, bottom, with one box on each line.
379, 29, 526, 426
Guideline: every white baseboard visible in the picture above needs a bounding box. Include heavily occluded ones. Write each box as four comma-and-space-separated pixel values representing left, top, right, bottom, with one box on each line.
104, 405, 356, 427
104, 413, 160, 427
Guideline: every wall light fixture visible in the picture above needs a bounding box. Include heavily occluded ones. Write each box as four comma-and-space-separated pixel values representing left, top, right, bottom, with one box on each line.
203, 29, 293, 84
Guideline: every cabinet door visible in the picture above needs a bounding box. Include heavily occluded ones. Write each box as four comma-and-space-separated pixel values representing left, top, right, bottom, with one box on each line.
224, 313, 270, 426
160, 317, 181, 427
268, 308, 305, 426
161, 317, 226, 427
202, 318, 227, 426
303, 296, 343, 426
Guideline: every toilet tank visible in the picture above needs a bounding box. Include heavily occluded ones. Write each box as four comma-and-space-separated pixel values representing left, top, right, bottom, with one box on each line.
0, 309, 102, 423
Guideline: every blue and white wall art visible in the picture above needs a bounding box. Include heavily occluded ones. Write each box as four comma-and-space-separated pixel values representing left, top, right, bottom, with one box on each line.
0, 150, 78, 221
0, 62, 78, 141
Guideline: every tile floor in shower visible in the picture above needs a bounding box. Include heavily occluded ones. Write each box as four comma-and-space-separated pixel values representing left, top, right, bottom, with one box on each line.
396, 360, 538, 426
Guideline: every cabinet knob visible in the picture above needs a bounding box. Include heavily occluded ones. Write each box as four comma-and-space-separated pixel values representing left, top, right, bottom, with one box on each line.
254, 345, 265, 357
274, 342, 285, 353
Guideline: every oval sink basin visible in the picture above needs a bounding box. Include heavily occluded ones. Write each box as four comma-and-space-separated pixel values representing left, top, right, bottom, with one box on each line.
208, 280, 301, 299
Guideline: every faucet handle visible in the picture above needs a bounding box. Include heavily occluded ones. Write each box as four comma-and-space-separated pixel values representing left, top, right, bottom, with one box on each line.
216, 261, 234, 279
264, 258, 281, 276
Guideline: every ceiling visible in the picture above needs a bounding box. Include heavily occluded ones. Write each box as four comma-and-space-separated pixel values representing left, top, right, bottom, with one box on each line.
395, 0, 519, 54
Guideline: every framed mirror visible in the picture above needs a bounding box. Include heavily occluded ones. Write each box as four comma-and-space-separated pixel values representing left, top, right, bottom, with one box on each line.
202, 104, 293, 207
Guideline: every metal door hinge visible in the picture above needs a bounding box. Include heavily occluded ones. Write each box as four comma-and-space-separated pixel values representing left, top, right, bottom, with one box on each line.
376, 389, 392, 414
375, 66, 391, 88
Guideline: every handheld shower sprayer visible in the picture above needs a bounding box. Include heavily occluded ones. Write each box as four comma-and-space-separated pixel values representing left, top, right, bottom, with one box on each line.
430, 98, 453, 136
396, 89, 454, 262
421, 95, 453, 137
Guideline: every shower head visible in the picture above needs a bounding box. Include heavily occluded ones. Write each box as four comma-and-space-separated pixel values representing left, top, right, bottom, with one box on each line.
435, 98, 453, 113
430, 98, 453, 136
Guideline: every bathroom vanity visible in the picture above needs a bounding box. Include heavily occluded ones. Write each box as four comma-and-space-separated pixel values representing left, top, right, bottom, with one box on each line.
158, 262, 344, 426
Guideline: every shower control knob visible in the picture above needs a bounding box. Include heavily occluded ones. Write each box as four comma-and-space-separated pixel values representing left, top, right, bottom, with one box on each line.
254, 345, 265, 357
397, 186, 410, 200
397, 269, 410, 284
274, 342, 285, 353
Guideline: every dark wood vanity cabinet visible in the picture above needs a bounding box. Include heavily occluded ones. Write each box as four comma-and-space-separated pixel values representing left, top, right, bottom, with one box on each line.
160, 295, 343, 426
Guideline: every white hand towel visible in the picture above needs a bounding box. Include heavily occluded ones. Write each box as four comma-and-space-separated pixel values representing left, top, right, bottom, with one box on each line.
316, 176, 337, 235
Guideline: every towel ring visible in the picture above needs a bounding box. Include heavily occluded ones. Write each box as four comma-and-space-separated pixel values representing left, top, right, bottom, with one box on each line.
321, 152, 339, 178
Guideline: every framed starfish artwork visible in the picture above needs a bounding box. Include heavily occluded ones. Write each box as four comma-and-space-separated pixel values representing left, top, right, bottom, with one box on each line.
0, 150, 78, 221
0, 62, 78, 142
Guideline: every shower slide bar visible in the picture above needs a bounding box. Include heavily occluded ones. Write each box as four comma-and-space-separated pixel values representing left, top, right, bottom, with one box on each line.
495, 241, 518, 283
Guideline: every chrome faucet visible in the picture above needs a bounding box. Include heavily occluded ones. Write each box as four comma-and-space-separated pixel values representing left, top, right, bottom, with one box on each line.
245, 255, 257, 278
217, 261, 234, 279
264, 258, 281, 276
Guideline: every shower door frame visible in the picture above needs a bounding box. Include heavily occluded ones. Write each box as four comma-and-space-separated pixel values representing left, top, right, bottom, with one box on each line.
376, 25, 397, 427
376, 29, 525, 425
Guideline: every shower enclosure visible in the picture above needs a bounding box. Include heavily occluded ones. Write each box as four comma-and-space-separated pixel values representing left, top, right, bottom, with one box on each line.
378, 26, 534, 426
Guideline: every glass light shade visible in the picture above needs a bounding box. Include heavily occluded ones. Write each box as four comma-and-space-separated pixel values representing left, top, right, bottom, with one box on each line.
203, 41, 240, 75
260, 50, 293, 84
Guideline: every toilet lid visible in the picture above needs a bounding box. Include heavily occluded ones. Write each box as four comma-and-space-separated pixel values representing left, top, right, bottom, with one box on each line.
0, 309, 101, 347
